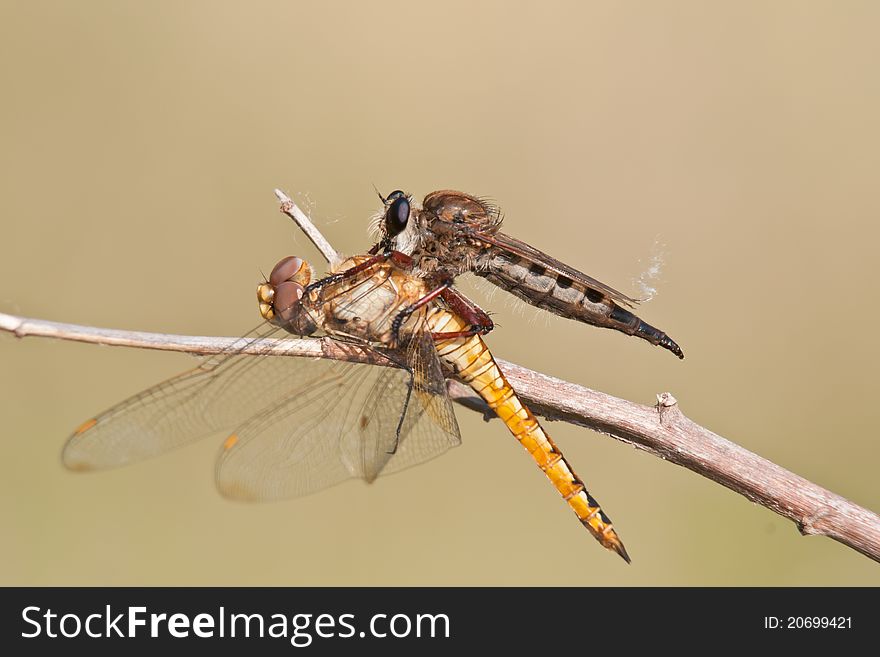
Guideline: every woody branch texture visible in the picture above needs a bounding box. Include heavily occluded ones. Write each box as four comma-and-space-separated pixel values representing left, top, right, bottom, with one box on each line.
2, 189, 877, 564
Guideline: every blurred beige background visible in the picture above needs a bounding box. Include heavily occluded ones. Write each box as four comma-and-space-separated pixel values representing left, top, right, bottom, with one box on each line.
2, 1, 878, 585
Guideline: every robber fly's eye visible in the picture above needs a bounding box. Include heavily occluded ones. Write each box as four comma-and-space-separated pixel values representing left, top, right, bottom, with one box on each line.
384, 190, 410, 237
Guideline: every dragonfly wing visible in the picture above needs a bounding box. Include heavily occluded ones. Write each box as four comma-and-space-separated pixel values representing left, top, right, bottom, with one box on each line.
63, 323, 309, 471
371, 333, 461, 480
215, 343, 461, 501
404, 331, 460, 447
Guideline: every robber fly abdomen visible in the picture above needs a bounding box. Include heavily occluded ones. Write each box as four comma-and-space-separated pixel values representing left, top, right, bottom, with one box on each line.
480, 250, 684, 359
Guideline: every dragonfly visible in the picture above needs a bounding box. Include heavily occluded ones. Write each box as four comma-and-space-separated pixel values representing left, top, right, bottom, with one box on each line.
370, 189, 684, 359
264, 252, 629, 561
63, 248, 630, 562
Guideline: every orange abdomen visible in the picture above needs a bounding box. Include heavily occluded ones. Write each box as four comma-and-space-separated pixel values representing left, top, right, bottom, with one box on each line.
427, 307, 630, 562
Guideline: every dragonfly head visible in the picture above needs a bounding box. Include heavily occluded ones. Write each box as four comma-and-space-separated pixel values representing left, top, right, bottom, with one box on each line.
257, 255, 317, 335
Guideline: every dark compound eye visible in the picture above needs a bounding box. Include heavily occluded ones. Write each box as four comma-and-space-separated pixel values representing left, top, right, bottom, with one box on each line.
384, 191, 410, 237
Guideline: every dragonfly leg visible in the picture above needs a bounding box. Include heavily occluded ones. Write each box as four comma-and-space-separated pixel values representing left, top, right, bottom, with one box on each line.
305, 249, 413, 294
387, 364, 415, 456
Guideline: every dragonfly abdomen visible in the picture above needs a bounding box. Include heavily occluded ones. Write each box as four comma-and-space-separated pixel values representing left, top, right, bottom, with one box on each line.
428, 307, 630, 562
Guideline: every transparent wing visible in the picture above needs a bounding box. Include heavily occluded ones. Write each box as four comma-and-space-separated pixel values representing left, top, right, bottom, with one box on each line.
63, 323, 310, 470
407, 330, 460, 438
215, 333, 461, 501
65, 252, 461, 498
63, 255, 399, 472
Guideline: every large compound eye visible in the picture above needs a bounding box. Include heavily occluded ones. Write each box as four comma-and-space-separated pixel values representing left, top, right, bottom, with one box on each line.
384, 190, 410, 237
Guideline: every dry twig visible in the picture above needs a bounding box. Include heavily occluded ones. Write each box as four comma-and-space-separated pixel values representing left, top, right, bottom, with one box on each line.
3, 191, 878, 564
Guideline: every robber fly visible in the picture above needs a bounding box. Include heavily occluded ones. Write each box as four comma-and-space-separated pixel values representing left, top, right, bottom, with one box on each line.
370, 189, 684, 359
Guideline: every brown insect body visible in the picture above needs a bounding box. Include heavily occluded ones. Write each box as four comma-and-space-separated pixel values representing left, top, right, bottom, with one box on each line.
383, 190, 684, 359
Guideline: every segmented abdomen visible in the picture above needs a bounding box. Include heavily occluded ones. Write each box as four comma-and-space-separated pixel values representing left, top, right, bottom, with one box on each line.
426, 307, 630, 562
479, 254, 684, 359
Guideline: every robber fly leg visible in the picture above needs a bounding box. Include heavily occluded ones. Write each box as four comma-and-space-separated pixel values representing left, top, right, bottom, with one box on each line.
434, 287, 495, 338
390, 279, 452, 346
